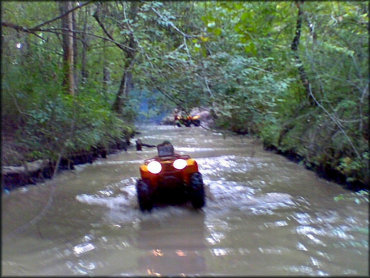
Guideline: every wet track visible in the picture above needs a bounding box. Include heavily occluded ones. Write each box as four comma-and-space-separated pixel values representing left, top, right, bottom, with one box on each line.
2, 125, 369, 275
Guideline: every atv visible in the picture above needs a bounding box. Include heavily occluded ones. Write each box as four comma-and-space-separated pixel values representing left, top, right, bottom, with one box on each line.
136, 141, 206, 212
175, 115, 201, 127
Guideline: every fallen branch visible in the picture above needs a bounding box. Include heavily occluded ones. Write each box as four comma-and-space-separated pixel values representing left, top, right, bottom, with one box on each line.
2, 160, 49, 175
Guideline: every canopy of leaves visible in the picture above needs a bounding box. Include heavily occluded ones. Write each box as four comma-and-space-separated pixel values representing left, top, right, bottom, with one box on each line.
1, 1, 368, 186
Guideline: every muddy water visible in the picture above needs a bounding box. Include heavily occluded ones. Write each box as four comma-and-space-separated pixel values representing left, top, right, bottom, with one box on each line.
2, 125, 368, 276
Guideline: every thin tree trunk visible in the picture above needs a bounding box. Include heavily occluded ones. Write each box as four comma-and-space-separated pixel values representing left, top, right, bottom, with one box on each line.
111, 3, 138, 114
102, 40, 110, 93
60, 1, 75, 95
93, 2, 138, 114
111, 35, 135, 113
291, 1, 314, 106
112, 66, 132, 113
72, 5, 78, 91
80, 6, 88, 82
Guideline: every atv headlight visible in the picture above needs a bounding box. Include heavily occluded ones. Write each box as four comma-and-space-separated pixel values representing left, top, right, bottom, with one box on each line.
173, 159, 187, 170
147, 161, 162, 174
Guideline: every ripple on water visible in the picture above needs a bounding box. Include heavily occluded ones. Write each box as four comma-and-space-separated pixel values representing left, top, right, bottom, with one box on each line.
76, 171, 296, 225
204, 178, 295, 216
76, 178, 199, 224
197, 155, 253, 175
73, 243, 95, 256
76, 184, 137, 210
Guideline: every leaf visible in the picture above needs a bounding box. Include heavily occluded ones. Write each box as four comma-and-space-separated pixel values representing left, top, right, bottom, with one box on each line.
334, 195, 345, 201
200, 36, 209, 42
213, 28, 222, 36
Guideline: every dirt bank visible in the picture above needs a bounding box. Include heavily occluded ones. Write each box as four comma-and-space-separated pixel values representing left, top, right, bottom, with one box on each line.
1, 137, 131, 192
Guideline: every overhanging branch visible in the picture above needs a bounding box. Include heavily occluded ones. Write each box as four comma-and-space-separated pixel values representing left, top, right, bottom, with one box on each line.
2, 21, 45, 40
32, 1, 93, 30
2, 1, 93, 37
93, 10, 128, 53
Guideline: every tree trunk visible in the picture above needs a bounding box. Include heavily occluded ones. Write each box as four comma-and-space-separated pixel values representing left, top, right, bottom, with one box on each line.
102, 40, 110, 93
72, 5, 78, 90
291, 1, 315, 106
111, 3, 138, 114
60, 1, 75, 95
80, 6, 88, 82
112, 66, 133, 113
93, 2, 138, 114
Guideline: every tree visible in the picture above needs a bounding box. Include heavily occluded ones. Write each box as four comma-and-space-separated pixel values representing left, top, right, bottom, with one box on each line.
1, 1, 368, 187
60, 1, 75, 95
92, 2, 139, 114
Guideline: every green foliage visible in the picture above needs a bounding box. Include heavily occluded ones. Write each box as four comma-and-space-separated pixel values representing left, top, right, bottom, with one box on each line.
2, 1, 138, 164
336, 152, 369, 184
13, 90, 130, 161
334, 190, 369, 204
193, 1, 368, 186
260, 119, 282, 147
1, 1, 368, 187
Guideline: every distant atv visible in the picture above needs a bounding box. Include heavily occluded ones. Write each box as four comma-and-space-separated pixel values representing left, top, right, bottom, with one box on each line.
136, 141, 205, 212
175, 115, 201, 127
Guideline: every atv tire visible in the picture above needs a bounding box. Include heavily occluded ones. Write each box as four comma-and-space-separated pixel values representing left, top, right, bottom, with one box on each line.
184, 120, 191, 127
193, 119, 201, 126
189, 172, 205, 209
136, 179, 153, 212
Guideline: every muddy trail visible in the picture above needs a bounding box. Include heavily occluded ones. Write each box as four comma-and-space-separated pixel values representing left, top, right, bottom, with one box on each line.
2, 125, 368, 275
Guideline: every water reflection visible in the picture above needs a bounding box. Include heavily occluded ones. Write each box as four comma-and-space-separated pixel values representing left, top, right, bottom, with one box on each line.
132, 211, 207, 276
73, 242, 95, 256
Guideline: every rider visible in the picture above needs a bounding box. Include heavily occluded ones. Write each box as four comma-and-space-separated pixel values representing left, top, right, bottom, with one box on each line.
157, 141, 175, 157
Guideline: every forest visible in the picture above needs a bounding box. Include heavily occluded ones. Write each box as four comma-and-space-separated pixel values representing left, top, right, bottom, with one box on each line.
1, 1, 369, 189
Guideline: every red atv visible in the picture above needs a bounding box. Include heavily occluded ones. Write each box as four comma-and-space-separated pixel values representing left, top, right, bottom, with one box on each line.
136, 141, 205, 212
174, 115, 201, 127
